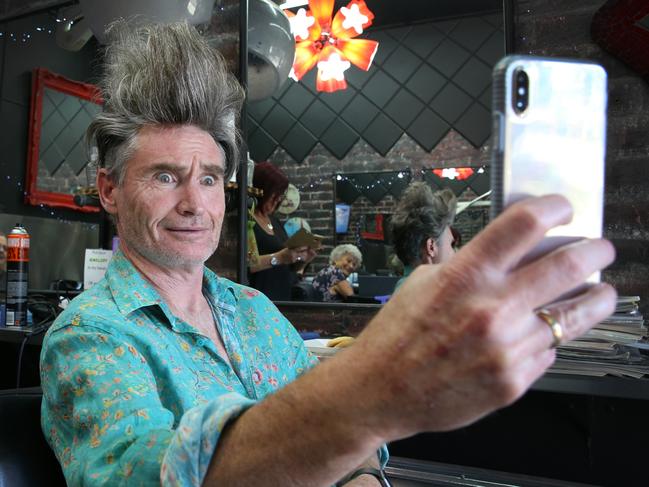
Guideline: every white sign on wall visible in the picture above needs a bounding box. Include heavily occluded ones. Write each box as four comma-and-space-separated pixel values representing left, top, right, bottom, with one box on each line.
84, 249, 113, 290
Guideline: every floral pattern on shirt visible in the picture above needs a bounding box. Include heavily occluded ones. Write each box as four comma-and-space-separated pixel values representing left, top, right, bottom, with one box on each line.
40, 250, 318, 486
312, 265, 347, 302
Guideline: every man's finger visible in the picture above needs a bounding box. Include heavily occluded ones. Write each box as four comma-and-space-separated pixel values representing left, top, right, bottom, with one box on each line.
461, 195, 573, 272
537, 282, 617, 346
507, 282, 617, 361
508, 238, 615, 310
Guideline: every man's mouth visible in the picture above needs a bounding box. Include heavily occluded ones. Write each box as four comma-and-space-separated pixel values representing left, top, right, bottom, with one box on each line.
164, 226, 210, 236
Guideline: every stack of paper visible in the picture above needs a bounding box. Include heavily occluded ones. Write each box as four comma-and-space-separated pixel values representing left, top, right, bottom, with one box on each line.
550, 296, 649, 378
304, 338, 338, 359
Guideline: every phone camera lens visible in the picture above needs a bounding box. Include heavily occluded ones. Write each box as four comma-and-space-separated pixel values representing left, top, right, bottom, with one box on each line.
513, 68, 529, 114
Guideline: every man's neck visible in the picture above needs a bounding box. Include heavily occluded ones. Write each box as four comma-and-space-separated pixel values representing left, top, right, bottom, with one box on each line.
119, 242, 205, 314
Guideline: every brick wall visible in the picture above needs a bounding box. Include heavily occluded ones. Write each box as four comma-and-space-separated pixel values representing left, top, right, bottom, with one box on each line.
515, 0, 649, 315
271, 129, 490, 272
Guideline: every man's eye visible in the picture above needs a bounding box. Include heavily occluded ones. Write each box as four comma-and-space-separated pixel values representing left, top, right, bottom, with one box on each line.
156, 172, 174, 184
202, 175, 217, 186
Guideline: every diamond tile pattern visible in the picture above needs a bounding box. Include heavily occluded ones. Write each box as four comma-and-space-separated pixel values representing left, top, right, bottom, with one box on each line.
247, 13, 504, 162
39, 87, 101, 175
424, 167, 490, 198
336, 170, 412, 205
341, 95, 380, 133
382, 45, 422, 83
363, 113, 402, 156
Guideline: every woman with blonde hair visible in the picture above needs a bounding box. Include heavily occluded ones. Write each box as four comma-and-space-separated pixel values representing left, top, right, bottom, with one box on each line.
312, 244, 362, 302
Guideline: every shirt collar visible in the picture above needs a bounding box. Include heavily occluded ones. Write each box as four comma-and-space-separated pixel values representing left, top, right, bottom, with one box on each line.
106, 249, 238, 319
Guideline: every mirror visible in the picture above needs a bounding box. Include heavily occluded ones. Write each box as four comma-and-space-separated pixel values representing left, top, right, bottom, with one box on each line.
25, 68, 102, 212
246, 0, 509, 302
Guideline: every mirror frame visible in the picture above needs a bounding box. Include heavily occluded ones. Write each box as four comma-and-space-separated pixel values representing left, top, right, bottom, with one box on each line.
25, 67, 103, 213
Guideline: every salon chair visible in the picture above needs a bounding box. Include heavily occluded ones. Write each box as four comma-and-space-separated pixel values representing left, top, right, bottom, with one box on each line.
0, 388, 66, 486
291, 281, 323, 302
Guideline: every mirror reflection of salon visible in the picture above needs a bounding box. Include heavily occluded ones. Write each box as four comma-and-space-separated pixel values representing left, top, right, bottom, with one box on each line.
247, 0, 505, 303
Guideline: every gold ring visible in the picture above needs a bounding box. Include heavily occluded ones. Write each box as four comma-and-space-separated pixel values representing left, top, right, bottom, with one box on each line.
536, 308, 563, 348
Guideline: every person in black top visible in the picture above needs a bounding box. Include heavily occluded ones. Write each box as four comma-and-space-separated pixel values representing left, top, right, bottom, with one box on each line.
248, 162, 316, 300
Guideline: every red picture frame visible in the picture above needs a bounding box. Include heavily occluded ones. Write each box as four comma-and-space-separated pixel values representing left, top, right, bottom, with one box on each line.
25, 67, 103, 212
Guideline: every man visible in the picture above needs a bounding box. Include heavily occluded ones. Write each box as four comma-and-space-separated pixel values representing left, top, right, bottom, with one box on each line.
391, 183, 457, 290
40, 22, 616, 487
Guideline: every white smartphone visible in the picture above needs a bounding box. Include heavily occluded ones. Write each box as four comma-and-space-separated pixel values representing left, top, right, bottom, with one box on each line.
490, 55, 608, 282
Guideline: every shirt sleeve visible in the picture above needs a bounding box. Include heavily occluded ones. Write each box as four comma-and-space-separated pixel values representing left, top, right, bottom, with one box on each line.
40, 324, 256, 487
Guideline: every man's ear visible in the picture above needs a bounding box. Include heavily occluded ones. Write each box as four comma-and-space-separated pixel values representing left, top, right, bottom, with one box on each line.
97, 168, 119, 216
424, 237, 438, 264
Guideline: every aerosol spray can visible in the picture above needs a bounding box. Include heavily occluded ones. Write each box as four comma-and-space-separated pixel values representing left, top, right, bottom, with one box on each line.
5, 224, 29, 327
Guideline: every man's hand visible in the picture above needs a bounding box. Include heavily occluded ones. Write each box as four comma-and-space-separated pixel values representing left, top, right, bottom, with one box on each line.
341, 195, 616, 440
339, 453, 381, 486
205, 195, 616, 487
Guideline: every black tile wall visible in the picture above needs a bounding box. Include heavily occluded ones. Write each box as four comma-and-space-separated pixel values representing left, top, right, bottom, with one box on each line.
363, 113, 402, 156
406, 64, 447, 103
341, 95, 380, 133
300, 99, 337, 137
430, 83, 472, 123
320, 118, 359, 159
407, 108, 450, 152
384, 90, 424, 129
281, 123, 318, 163
247, 12, 504, 163
382, 45, 422, 83
337, 171, 413, 206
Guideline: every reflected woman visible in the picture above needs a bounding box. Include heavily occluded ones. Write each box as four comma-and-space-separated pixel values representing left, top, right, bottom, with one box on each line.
312, 244, 362, 302
249, 162, 316, 300
390, 183, 457, 290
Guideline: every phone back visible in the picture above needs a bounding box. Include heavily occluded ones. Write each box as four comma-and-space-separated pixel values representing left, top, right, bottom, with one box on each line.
491, 55, 608, 274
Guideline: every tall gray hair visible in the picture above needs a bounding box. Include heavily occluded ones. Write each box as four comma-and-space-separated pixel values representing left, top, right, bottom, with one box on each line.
390, 183, 457, 266
87, 21, 244, 185
329, 244, 362, 267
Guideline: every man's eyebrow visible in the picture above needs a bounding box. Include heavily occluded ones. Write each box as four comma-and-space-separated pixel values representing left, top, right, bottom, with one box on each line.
146, 162, 225, 175
201, 162, 225, 176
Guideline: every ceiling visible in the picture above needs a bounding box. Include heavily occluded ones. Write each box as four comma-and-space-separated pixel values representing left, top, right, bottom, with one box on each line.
2, 0, 504, 26
284, 0, 504, 28
0, 0, 71, 22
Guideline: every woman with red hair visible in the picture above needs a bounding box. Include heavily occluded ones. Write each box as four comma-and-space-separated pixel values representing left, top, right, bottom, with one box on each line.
249, 162, 316, 300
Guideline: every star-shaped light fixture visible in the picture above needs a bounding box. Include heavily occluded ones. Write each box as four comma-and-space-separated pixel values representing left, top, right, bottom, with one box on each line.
433, 168, 475, 181
285, 0, 379, 93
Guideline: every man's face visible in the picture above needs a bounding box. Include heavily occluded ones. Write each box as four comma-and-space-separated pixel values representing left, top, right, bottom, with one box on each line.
107, 125, 226, 270
434, 226, 456, 264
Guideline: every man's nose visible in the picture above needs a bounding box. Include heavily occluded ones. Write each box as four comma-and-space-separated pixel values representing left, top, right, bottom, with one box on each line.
176, 181, 206, 216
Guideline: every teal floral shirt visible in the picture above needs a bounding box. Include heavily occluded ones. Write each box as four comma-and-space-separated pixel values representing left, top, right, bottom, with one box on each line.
40, 250, 318, 486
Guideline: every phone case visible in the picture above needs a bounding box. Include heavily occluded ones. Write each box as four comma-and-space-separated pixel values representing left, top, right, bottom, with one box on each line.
490, 55, 608, 277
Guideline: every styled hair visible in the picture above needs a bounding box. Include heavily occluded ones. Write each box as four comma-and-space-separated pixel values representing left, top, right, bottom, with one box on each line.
329, 244, 362, 267
87, 21, 244, 185
390, 183, 457, 266
253, 162, 289, 209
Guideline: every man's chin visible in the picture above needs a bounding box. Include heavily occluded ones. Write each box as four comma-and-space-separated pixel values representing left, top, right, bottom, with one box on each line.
136, 245, 217, 270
